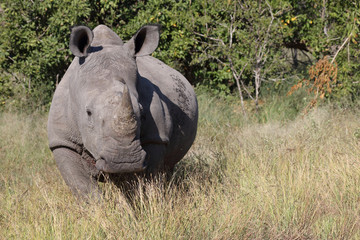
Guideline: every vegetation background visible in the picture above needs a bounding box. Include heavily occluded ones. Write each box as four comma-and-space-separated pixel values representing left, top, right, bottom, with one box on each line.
1, 0, 359, 110
1, 0, 360, 239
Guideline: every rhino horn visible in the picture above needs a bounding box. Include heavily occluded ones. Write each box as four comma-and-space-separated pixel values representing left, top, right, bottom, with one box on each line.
113, 85, 137, 136
121, 84, 133, 113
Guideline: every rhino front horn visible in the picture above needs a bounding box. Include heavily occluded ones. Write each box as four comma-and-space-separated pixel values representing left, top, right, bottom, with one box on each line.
121, 85, 134, 113
112, 85, 137, 135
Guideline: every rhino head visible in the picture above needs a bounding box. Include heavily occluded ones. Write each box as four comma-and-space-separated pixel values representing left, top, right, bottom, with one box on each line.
68, 24, 160, 174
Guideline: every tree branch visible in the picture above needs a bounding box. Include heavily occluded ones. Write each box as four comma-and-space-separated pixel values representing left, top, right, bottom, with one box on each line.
193, 32, 225, 46
331, 36, 350, 64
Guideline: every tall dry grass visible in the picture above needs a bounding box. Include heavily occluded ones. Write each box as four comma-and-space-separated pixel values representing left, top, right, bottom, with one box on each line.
0, 94, 359, 239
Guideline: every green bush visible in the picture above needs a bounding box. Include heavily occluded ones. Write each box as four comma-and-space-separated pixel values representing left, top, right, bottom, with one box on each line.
0, 0, 91, 110
0, 0, 359, 112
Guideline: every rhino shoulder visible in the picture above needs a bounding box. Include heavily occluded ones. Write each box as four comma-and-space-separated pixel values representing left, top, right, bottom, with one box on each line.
137, 73, 172, 145
136, 56, 198, 120
47, 64, 82, 153
136, 56, 198, 162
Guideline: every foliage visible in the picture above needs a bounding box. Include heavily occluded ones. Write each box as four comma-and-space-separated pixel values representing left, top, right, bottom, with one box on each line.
282, 0, 360, 100
0, 0, 359, 112
288, 56, 337, 112
0, 0, 92, 110
184, 0, 293, 114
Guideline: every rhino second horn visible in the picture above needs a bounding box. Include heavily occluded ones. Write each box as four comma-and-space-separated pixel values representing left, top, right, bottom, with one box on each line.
112, 85, 137, 135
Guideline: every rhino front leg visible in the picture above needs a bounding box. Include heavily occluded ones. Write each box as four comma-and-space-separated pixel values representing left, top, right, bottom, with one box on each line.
143, 144, 167, 176
53, 148, 101, 201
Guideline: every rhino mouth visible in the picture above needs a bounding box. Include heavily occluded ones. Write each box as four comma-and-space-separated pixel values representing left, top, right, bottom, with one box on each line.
95, 139, 147, 173
95, 157, 147, 173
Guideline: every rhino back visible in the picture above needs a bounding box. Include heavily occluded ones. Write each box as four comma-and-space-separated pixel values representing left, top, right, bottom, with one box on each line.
136, 56, 198, 167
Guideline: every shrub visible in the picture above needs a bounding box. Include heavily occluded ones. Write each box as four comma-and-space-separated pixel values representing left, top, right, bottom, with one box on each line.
0, 0, 91, 110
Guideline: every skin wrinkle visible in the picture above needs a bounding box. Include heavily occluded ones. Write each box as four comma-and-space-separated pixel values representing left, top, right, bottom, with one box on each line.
99, 139, 144, 162
81, 47, 135, 73
80, 49, 139, 103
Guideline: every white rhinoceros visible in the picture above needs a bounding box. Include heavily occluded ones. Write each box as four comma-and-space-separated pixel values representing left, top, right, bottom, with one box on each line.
47, 24, 198, 199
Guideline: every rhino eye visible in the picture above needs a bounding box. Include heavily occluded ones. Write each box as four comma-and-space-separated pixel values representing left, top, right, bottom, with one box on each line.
86, 109, 92, 117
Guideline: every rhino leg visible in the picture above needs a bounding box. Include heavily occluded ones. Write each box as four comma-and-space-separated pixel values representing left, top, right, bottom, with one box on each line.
53, 148, 101, 201
143, 144, 167, 176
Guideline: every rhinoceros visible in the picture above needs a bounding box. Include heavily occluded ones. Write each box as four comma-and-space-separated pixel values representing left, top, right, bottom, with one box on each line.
47, 24, 198, 199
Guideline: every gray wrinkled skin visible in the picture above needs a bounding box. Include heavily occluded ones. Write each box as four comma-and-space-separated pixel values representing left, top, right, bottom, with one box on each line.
47, 25, 198, 199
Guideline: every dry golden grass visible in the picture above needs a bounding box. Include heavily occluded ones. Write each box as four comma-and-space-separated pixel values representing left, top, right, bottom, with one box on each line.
0, 94, 359, 239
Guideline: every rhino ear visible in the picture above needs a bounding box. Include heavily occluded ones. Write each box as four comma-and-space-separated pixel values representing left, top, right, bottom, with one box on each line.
69, 26, 93, 57
125, 24, 161, 57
